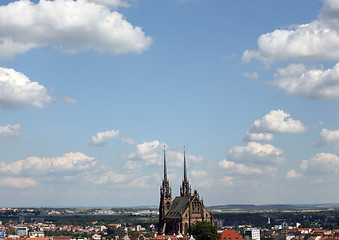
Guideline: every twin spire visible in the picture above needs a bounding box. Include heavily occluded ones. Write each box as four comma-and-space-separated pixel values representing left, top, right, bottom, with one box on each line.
163, 146, 191, 197
164, 146, 167, 181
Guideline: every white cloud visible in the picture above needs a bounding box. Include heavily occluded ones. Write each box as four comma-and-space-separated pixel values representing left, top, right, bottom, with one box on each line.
242, 0, 339, 63
244, 132, 274, 142
316, 128, 339, 148
90, 129, 119, 146
288, 152, 339, 182
126, 140, 203, 168
120, 137, 135, 145
228, 142, 285, 165
219, 159, 265, 175
300, 152, 339, 175
220, 176, 234, 186
123, 159, 142, 170
0, 152, 133, 188
128, 176, 151, 188
90, 170, 126, 184
62, 96, 77, 104
0, 67, 52, 109
243, 71, 259, 79
245, 110, 307, 141
0, 152, 97, 175
0, 177, 37, 188
272, 63, 339, 99
286, 169, 301, 179
0, 0, 152, 60
0, 124, 21, 140
127, 140, 163, 166
191, 170, 207, 177
87, 0, 129, 8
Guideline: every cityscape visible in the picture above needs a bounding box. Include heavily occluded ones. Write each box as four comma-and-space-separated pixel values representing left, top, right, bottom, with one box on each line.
1, 205, 339, 240
1, 0, 339, 240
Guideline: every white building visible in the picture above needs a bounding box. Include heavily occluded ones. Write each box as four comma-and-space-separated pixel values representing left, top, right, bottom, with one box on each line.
244, 228, 260, 240
29, 232, 45, 237
15, 227, 28, 236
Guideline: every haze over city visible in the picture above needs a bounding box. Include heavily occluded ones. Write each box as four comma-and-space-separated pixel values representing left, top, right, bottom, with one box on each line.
1, 0, 339, 207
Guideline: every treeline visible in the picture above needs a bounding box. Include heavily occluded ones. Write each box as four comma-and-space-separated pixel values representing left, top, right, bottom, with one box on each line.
213, 209, 339, 229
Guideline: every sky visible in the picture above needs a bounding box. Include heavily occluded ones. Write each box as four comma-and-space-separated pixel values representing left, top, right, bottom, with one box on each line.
1, 0, 339, 207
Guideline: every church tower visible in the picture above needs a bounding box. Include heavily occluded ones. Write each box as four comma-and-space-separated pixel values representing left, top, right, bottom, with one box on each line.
180, 147, 191, 197
158, 147, 172, 231
158, 146, 213, 235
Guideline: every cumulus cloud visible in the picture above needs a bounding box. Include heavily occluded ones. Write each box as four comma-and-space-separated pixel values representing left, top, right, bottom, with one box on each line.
126, 140, 203, 168
0, 177, 37, 188
300, 152, 339, 175
242, 0, 339, 63
244, 132, 274, 142
87, 0, 129, 8
286, 169, 301, 179
218, 141, 283, 177
245, 110, 307, 141
0, 124, 21, 140
128, 176, 151, 188
191, 170, 207, 177
0, 152, 97, 175
127, 140, 162, 166
90, 129, 119, 146
271, 63, 339, 99
316, 128, 339, 148
228, 142, 285, 165
0, 67, 52, 109
220, 176, 234, 186
0, 152, 132, 188
0, 0, 152, 60
62, 96, 77, 104
243, 71, 259, 79
219, 159, 266, 175
288, 153, 339, 182
120, 137, 135, 145
89, 170, 126, 184
123, 159, 142, 170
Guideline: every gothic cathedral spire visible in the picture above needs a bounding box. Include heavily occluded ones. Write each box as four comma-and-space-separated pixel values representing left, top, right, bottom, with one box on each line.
159, 146, 172, 233
161, 146, 171, 198
164, 146, 168, 181
180, 146, 191, 197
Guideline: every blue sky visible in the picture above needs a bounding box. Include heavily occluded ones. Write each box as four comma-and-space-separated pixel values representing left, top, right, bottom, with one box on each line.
1, 0, 339, 207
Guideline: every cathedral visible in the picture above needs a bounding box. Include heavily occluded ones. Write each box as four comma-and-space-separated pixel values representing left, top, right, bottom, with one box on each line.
158, 148, 213, 235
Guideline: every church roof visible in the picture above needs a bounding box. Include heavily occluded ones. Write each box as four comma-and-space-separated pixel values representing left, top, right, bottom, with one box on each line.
165, 196, 191, 218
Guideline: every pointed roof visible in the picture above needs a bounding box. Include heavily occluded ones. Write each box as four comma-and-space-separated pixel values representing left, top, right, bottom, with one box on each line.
180, 146, 191, 197
184, 146, 187, 181
165, 196, 191, 218
164, 146, 167, 181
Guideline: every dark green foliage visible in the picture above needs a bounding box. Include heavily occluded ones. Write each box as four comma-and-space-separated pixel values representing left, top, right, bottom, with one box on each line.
213, 209, 339, 229
189, 221, 219, 240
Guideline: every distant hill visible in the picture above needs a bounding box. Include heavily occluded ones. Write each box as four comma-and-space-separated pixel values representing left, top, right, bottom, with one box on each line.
208, 203, 339, 211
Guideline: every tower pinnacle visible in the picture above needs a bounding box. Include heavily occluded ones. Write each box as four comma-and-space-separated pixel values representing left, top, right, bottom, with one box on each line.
180, 146, 191, 197
164, 146, 167, 181
160, 146, 171, 199
184, 146, 187, 181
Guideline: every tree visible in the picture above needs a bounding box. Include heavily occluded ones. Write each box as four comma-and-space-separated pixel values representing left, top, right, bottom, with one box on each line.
189, 221, 219, 240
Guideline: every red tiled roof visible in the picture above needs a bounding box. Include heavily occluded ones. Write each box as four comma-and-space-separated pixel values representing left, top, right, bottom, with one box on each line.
152, 235, 188, 240
220, 230, 244, 240
23, 238, 50, 240
52, 236, 72, 240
